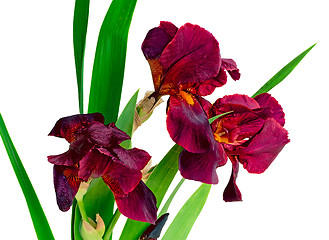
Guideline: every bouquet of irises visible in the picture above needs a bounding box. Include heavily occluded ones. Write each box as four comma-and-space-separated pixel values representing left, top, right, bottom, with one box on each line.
0, 0, 315, 239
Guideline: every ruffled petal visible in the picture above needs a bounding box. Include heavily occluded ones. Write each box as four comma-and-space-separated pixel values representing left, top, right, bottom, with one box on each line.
49, 113, 104, 142
179, 143, 227, 184
86, 122, 130, 146
223, 159, 242, 202
48, 149, 77, 166
234, 118, 290, 173
53, 165, 81, 211
159, 21, 178, 39
114, 181, 157, 224
166, 94, 216, 153
78, 149, 111, 181
221, 58, 240, 80
112, 146, 151, 171
159, 23, 220, 91
214, 94, 260, 110
254, 93, 285, 126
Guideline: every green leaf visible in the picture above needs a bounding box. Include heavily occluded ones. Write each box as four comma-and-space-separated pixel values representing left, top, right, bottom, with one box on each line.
119, 144, 183, 240
0, 114, 55, 240
73, 0, 90, 114
116, 89, 139, 149
162, 184, 211, 240
252, 43, 316, 98
88, 0, 138, 124
158, 178, 185, 217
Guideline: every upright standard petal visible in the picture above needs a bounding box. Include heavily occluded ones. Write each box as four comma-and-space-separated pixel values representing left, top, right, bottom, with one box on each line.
179, 142, 227, 184
166, 94, 216, 153
158, 23, 220, 92
113, 181, 157, 224
254, 93, 285, 126
49, 113, 104, 142
234, 118, 290, 173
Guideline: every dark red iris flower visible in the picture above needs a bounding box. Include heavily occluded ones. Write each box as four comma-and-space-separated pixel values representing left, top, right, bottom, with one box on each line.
48, 113, 157, 223
142, 21, 240, 154
179, 93, 290, 201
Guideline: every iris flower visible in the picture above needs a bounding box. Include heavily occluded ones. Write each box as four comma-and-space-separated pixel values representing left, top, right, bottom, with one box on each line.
48, 113, 157, 223
179, 93, 289, 201
142, 21, 240, 153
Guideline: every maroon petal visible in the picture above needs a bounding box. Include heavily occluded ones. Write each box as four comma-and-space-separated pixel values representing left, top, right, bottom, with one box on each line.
221, 58, 240, 80
215, 94, 260, 109
159, 23, 220, 87
112, 146, 151, 171
48, 149, 77, 166
196, 70, 227, 96
234, 118, 290, 173
179, 143, 227, 184
78, 149, 110, 181
223, 159, 242, 202
254, 93, 285, 126
159, 21, 178, 39
104, 161, 142, 194
49, 113, 104, 142
142, 27, 172, 60
196, 96, 212, 118
166, 94, 216, 153
53, 165, 81, 211
87, 122, 130, 146
114, 181, 157, 224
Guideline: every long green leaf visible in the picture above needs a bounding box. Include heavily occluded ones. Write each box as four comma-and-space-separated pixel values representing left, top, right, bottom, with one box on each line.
252, 43, 316, 97
73, 0, 90, 114
116, 89, 139, 149
162, 184, 211, 240
0, 114, 54, 240
88, 0, 138, 124
119, 144, 183, 240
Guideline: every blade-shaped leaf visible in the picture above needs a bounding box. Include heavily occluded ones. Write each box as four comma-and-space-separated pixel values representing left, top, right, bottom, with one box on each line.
88, 0, 138, 124
0, 114, 55, 240
162, 184, 211, 240
252, 43, 316, 97
119, 144, 183, 240
73, 0, 90, 114
116, 89, 139, 149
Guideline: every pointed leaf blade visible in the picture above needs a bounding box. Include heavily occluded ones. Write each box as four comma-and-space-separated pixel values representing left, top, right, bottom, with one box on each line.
88, 0, 138, 124
73, 0, 90, 114
162, 184, 212, 240
0, 114, 55, 240
252, 43, 316, 97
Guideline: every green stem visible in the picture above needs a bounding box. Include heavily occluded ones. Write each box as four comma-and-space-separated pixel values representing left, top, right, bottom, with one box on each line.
76, 197, 89, 223
103, 209, 121, 240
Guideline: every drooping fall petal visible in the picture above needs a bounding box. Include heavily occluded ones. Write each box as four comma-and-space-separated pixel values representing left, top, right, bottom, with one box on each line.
223, 159, 242, 202
113, 181, 157, 224
234, 118, 290, 173
166, 94, 216, 153
53, 165, 81, 211
112, 146, 151, 171
179, 143, 227, 184
221, 58, 240, 80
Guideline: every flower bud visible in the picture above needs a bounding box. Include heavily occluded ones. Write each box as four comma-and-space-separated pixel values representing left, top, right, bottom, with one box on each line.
133, 91, 163, 132
79, 214, 105, 240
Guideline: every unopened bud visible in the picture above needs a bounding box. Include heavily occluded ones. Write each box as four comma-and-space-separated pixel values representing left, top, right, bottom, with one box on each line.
133, 91, 163, 132
80, 214, 105, 240
75, 182, 89, 202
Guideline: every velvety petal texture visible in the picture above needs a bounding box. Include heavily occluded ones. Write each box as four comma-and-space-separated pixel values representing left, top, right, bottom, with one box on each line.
48, 113, 157, 223
166, 94, 215, 153
223, 159, 242, 202
179, 143, 227, 184
113, 181, 157, 224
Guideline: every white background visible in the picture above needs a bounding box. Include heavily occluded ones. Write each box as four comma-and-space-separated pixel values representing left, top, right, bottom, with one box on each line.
0, 0, 328, 239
